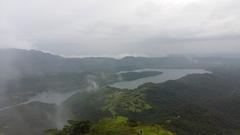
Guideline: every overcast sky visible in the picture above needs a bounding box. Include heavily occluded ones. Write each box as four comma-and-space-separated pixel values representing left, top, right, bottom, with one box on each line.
1, 0, 240, 57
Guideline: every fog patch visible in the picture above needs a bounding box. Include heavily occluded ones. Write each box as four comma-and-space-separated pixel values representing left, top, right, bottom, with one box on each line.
86, 75, 99, 91
29, 91, 79, 105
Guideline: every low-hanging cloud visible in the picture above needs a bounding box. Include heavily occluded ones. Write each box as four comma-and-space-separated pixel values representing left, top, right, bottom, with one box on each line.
1, 0, 240, 57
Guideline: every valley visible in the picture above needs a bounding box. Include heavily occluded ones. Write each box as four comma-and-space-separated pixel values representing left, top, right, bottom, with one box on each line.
1, 49, 240, 135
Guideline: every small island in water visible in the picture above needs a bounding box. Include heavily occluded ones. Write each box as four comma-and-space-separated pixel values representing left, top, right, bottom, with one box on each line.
119, 71, 162, 81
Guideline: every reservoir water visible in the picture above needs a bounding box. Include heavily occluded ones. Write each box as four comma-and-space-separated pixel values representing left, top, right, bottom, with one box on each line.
0, 69, 210, 111
111, 69, 211, 89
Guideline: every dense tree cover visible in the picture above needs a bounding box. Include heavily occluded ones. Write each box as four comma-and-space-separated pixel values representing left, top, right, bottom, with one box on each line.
63, 73, 240, 135
63, 87, 152, 120
46, 120, 91, 135
46, 116, 175, 135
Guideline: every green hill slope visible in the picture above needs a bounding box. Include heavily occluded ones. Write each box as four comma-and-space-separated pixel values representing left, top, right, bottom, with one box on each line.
46, 116, 175, 135
63, 73, 240, 135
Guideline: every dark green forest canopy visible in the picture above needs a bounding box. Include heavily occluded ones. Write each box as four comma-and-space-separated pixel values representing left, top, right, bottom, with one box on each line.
63, 72, 240, 135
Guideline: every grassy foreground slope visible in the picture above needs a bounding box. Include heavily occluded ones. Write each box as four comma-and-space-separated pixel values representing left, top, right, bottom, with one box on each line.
46, 116, 175, 135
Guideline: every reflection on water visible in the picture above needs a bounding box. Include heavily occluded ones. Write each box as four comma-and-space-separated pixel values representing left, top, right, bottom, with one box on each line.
111, 69, 211, 89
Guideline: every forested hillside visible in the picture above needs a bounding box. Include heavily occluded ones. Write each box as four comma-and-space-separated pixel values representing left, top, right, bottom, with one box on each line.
1, 49, 240, 135
62, 73, 240, 135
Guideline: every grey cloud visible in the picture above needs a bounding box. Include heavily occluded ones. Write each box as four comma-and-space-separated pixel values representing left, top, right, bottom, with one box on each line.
0, 0, 240, 56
